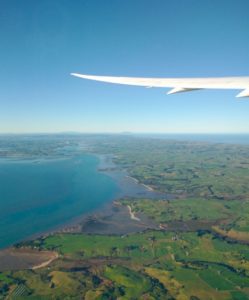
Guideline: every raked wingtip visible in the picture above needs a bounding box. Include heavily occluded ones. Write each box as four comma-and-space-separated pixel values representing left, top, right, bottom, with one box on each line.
70, 73, 79, 77
70, 73, 92, 79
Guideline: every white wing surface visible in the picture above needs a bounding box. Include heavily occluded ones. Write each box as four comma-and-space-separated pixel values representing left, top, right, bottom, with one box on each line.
71, 73, 249, 98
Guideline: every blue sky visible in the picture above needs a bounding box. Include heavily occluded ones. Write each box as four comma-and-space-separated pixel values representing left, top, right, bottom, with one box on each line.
1, 0, 249, 133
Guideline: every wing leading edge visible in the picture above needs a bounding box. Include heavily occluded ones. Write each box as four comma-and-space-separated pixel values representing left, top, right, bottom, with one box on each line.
71, 73, 249, 98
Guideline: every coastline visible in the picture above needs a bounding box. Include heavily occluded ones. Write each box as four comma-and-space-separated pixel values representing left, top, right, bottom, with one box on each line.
1, 152, 167, 250
96, 153, 170, 200
0, 152, 169, 271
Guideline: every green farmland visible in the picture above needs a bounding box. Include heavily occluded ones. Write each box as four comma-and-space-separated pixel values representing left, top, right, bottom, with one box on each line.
1, 229, 249, 299
1, 136, 249, 299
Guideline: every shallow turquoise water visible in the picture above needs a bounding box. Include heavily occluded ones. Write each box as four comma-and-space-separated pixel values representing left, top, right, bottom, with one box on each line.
0, 154, 119, 249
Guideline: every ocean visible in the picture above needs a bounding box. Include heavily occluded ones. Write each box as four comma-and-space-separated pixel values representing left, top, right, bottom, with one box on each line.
0, 154, 119, 249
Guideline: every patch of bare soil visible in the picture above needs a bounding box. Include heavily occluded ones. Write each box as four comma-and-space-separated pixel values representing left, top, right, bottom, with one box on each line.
0, 248, 58, 271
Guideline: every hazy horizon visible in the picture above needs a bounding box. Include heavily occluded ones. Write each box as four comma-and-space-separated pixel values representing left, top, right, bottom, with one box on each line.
1, 131, 249, 135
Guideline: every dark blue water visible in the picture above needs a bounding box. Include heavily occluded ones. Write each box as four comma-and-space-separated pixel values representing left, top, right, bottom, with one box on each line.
0, 154, 119, 249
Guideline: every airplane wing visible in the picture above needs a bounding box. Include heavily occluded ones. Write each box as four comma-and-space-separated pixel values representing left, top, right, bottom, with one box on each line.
71, 73, 249, 98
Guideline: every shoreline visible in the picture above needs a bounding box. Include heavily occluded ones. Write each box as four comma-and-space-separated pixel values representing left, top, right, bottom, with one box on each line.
126, 175, 154, 192
45, 153, 167, 236
96, 153, 170, 199
125, 175, 139, 184
0, 152, 169, 251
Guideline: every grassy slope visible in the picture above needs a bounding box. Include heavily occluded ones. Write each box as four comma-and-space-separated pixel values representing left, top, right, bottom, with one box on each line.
2, 230, 249, 299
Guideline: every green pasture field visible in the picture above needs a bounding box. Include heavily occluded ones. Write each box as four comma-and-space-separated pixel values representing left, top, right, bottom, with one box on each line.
2, 229, 249, 299
92, 137, 249, 200
2, 137, 249, 299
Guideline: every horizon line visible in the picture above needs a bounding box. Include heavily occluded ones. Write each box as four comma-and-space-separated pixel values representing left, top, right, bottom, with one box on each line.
1, 132, 249, 135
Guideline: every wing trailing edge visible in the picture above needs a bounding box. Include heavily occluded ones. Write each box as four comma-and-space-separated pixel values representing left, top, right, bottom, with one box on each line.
71, 73, 249, 98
